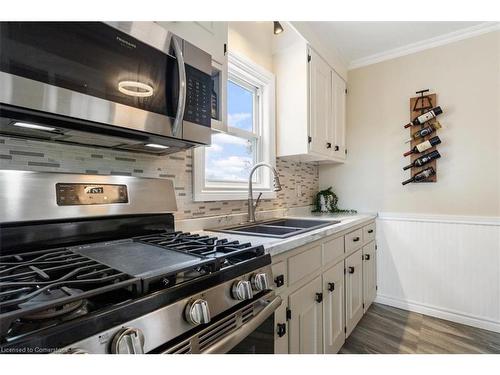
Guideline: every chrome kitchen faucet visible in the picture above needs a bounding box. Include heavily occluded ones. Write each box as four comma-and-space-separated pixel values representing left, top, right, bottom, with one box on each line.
247, 163, 282, 222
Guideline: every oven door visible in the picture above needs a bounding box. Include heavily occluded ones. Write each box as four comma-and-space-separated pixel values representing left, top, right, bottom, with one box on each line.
0, 22, 189, 140
161, 293, 281, 354
226, 305, 276, 354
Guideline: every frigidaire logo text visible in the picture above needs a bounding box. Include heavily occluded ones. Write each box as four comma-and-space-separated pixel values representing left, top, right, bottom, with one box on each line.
116, 36, 136, 49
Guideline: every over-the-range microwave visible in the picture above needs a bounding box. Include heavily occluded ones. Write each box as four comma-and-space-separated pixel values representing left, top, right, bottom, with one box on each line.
0, 22, 214, 154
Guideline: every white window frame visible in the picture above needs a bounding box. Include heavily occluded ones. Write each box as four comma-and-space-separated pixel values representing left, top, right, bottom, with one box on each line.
193, 51, 276, 202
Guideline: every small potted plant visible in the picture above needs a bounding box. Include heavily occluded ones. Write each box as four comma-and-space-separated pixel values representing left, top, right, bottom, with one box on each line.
312, 187, 357, 214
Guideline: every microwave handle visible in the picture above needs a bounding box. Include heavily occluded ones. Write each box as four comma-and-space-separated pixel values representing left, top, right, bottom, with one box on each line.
172, 37, 186, 138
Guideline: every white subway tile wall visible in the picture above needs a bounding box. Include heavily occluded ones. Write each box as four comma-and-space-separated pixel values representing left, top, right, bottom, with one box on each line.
0, 136, 319, 220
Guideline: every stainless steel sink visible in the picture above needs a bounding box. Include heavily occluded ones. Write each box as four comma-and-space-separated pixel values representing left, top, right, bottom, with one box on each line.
209, 218, 341, 239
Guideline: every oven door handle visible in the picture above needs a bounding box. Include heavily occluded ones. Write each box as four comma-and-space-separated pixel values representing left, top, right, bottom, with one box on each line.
172, 36, 186, 138
200, 295, 282, 354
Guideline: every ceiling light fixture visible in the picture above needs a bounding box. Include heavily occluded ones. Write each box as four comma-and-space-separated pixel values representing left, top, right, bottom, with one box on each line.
118, 81, 154, 97
11, 121, 56, 132
273, 21, 284, 35
145, 143, 169, 149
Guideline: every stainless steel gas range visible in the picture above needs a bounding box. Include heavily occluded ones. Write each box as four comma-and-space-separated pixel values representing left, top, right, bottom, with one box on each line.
0, 171, 280, 354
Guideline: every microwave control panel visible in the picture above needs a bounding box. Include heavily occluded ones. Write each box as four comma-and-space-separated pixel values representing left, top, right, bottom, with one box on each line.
184, 65, 211, 127
56, 183, 129, 206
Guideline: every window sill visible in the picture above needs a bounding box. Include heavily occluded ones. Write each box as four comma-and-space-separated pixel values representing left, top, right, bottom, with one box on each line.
193, 189, 277, 202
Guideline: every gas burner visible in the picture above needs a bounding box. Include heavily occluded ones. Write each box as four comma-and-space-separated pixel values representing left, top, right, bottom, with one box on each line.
0, 248, 140, 337
19, 288, 85, 320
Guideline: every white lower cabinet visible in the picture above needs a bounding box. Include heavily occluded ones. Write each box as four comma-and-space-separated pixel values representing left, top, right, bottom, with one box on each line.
272, 221, 376, 354
288, 276, 323, 354
363, 241, 377, 313
322, 262, 345, 353
345, 249, 364, 337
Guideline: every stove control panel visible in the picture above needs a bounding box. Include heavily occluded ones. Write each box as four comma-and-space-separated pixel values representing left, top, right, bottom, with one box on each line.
56, 183, 128, 206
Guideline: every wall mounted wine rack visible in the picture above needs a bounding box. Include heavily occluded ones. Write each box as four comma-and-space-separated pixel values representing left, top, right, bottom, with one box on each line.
402, 89, 443, 185
410, 91, 437, 182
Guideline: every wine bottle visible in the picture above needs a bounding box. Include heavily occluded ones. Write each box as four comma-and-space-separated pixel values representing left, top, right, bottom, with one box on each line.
403, 136, 441, 157
404, 121, 442, 143
402, 167, 436, 185
403, 150, 441, 170
404, 106, 443, 128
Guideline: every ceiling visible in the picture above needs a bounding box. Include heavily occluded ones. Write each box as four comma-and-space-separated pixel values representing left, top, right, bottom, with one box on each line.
306, 22, 492, 69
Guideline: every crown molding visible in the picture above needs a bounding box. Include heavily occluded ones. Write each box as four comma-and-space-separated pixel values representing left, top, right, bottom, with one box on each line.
348, 22, 500, 70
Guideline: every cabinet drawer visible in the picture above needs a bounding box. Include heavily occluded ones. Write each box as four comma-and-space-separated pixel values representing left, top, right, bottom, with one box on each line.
322, 236, 344, 266
288, 245, 322, 286
363, 223, 376, 244
345, 228, 363, 253
272, 261, 288, 291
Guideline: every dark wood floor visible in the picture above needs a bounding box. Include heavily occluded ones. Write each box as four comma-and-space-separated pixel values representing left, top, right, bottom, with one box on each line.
340, 303, 500, 354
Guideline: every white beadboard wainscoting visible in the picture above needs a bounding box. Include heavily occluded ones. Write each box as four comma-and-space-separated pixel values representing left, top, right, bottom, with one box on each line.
375, 213, 500, 333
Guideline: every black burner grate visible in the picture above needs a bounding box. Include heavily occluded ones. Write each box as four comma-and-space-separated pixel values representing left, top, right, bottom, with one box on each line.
0, 247, 140, 335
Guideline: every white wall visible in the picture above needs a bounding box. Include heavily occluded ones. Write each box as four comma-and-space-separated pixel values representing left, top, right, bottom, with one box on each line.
376, 215, 500, 332
319, 31, 500, 332
320, 31, 500, 217
228, 22, 274, 72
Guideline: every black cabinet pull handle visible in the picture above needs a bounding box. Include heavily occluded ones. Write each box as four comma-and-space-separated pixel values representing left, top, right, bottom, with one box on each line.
353, 236, 360, 242
334, 145, 339, 151
315, 292, 323, 303
327, 282, 335, 292
367, 229, 374, 234
274, 274, 284, 288
348, 266, 355, 274
364, 254, 371, 261
326, 142, 332, 149
277, 323, 286, 337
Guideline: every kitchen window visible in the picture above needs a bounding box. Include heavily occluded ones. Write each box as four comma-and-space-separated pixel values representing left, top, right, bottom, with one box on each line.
193, 52, 275, 201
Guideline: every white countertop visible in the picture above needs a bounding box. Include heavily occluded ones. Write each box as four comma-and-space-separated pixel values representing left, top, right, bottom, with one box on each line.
197, 212, 377, 257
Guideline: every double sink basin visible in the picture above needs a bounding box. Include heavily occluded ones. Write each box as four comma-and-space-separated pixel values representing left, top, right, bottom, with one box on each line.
210, 218, 340, 239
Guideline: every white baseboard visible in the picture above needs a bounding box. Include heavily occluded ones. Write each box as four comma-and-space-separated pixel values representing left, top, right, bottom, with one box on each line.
375, 294, 500, 334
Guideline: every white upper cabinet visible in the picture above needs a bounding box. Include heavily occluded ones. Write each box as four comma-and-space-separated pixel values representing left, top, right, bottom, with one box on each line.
332, 71, 347, 160
274, 37, 347, 163
309, 48, 332, 158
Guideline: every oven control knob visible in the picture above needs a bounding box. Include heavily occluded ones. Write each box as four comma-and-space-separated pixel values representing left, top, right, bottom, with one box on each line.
111, 327, 145, 354
251, 273, 270, 292
231, 280, 254, 300
185, 299, 211, 326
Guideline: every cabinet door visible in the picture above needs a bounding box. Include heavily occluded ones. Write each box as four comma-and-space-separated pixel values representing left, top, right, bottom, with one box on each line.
363, 241, 377, 313
308, 48, 332, 157
345, 249, 363, 337
288, 276, 323, 354
332, 72, 347, 160
274, 301, 289, 354
322, 262, 345, 353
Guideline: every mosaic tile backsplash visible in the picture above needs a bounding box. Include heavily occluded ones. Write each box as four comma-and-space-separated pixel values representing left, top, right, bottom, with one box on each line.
0, 136, 319, 220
